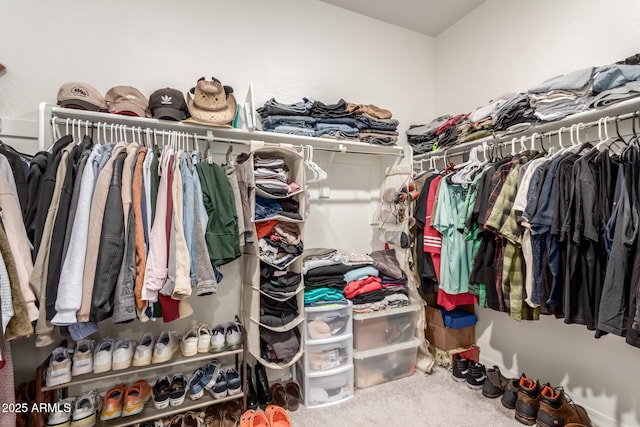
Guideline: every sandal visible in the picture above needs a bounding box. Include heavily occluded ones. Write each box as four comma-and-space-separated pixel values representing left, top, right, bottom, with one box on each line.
284, 382, 300, 411
264, 405, 291, 427
270, 383, 288, 408
239, 410, 254, 427
221, 401, 242, 427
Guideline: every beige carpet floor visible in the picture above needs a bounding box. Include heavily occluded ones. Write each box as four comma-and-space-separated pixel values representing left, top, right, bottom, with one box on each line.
288, 367, 524, 427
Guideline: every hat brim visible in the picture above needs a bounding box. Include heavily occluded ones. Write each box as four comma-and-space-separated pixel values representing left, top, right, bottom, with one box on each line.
186, 92, 237, 125
109, 101, 146, 118
152, 107, 187, 121
60, 99, 102, 112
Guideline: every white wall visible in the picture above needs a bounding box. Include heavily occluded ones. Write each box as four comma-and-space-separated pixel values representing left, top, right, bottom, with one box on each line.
436, 1, 640, 426
0, 0, 435, 385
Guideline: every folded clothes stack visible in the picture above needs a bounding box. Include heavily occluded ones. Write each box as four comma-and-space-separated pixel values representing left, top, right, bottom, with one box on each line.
254, 155, 301, 197
257, 98, 398, 145
257, 221, 303, 269
302, 248, 409, 312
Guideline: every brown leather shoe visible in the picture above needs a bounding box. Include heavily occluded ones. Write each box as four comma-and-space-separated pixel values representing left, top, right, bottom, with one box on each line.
536, 384, 592, 427
515, 374, 540, 425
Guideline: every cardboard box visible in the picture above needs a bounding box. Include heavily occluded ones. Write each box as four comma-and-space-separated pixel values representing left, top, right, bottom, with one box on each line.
429, 344, 480, 370
425, 306, 475, 350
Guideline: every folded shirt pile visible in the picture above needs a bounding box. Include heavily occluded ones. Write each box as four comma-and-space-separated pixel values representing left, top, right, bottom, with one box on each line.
257, 220, 303, 269
258, 98, 398, 145
254, 155, 301, 197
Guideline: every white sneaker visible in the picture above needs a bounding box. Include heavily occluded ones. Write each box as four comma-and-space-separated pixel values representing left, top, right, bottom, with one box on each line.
93, 338, 115, 374
47, 397, 75, 426
197, 323, 212, 353
225, 322, 242, 349
132, 332, 155, 367
180, 328, 198, 357
70, 391, 99, 427
152, 331, 179, 364
210, 324, 226, 353
46, 347, 73, 387
112, 339, 135, 370
71, 340, 94, 377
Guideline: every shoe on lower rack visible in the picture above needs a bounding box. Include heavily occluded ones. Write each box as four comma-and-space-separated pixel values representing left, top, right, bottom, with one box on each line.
152, 376, 171, 410
226, 368, 242, 396
169, 373, 188, 407
46, 397, 75, 427
183, 411, 204, 427
100, 384, 126, 421
70, 391, 99, 427
201, 360, 219, 391
211, 369, 228, 399
189, 368, 206, 401
451, 354, 469, 382
466, 362, 486, 389
123, 380, 151, 417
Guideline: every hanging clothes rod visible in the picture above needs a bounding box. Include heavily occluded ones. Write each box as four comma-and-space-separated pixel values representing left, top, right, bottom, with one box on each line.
414, 103, 640, 161
39, 102, 404, 157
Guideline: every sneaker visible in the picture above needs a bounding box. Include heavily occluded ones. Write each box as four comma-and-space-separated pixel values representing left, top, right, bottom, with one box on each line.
47, 397, 75, 426
188, 369, 206, 401
71, 340, 94, 376
515, 374, 541, 425
210, 324, 226, 353
123, 380, 151, 417
70, 391, 99, 427
536, 384, 592, 427
482, 366, 510, 398
502, 377, 520, 409
46, 347, 73, 387
169, 373, 188, 407
197, 323, 212, 353
112, 339, 135, 370
225, 322, 242, 350
132, 332, 155, 367
181, 328, 198, 357
466, 362, 486, 389
100, 383, 126, 421
211, 368, 228, 399
152, 331, 179, 364
93, 338, 115, 374
451, 354, 469, 382
152, 376, 171, 410
201, 360, 220, 391
226, 368, 242, 396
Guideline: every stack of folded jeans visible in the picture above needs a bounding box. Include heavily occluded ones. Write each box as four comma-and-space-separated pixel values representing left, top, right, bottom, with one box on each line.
258, 98, 314, 136
255, 195, 301, 220
354, 113, 400, 146
311, 99, 359, 139
590, 64, 640, 108
254, 155, 301, 197
258, 221, 303, 269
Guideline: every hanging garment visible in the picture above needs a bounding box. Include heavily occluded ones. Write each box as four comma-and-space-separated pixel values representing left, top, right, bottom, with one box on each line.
0, 145, 29, 219
131, 147, 148, 315
0, 226, 32, 340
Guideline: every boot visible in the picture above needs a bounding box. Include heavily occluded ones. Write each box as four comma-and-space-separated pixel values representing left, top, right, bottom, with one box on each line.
501, 377, 520, 409
515, 374, 540, 425
245, 364, 259, 410
254, 362, 272, 406
536, 384, 592, 427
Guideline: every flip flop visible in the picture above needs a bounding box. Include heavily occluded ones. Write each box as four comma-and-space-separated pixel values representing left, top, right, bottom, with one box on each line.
284, 382, 300, 411
265, 405, 291, 427
270, 383, 288, 408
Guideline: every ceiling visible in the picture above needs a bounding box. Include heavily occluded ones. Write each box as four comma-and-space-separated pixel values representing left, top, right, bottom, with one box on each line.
318, 0, 485, 36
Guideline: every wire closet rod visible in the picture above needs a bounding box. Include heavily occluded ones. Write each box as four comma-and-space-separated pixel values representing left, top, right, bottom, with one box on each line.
414, 108, 640, 161
49, 114, 401, 157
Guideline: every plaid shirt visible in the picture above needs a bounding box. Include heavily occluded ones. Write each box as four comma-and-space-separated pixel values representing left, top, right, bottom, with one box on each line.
482, 157, 520, 227
486, 164, 522, 244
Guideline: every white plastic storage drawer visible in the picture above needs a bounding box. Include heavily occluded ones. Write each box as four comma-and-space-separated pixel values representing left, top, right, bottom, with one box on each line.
305, 302, 352, 342
353, 304, 421, 352
304, 335, 353, 374
297, 363, 354, 408
353, 338, 420, 389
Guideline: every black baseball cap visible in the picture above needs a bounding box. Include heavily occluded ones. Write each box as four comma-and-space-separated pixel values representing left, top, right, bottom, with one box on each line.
149, 87, 189, 121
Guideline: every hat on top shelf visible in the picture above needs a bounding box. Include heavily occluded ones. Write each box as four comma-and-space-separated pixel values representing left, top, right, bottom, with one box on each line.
57, 81, 106, 111
149, 87, 189, 121
105, 85, 149, 117
184, 77, 237, 126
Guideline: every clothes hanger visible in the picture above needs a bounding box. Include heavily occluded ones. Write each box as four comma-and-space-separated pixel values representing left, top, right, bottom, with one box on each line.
571, 123, 594, 154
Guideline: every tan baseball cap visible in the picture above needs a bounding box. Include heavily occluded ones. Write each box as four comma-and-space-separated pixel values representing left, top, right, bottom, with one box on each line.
57, 82, 106, 111
105, 85, 149, 117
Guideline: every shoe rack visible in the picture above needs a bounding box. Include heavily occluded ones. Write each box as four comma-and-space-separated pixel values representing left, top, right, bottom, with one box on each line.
241, 144, 307, 369
34, 325, 248, 427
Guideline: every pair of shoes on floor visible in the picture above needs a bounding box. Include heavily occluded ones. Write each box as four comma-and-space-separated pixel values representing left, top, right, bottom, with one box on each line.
270, 382, 301, 411
210, 321, 242, 352
152, 374, 188, 409
101, 380, 151, 420
499, 373, 593, 427
240, 405, 290, 427
47, 393, 100, 427
451, 354, 486, 389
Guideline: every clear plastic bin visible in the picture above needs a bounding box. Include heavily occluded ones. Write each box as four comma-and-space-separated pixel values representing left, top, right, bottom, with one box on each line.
305, 302, 352, 342
304, 335, 353, 374
353, 304, 420, 351
353, 338, 419, 389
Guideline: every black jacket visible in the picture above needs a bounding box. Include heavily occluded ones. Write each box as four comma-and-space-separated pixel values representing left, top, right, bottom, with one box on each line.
90, 151, 127, 322
0, 145, 29, 219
